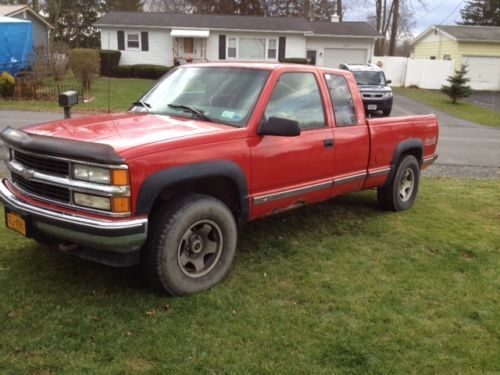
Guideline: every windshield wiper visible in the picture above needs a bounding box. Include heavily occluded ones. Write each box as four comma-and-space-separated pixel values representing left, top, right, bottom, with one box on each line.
132, 99, 151, 113
168, 103, 215, 122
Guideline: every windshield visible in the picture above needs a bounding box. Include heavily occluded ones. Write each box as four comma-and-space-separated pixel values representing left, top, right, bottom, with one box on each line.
131, 67, 270, 127
352, 71, 386, 86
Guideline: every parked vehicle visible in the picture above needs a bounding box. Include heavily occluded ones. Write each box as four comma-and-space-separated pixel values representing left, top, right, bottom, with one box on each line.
0, 63, 439, 295
339, 63, 393, 116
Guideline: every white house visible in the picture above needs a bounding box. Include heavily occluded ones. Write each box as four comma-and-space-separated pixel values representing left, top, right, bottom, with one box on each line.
95, 12, 380, 68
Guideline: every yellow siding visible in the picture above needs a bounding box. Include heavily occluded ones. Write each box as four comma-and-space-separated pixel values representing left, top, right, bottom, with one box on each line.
413, 39, 459, 60
456, 42, 500, 67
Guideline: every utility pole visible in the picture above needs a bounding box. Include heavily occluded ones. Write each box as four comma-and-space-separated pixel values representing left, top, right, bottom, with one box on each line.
389, 0, 399, 56
375, 0, 382, 55
304, 0, 310, 19
337, 0, 342, 22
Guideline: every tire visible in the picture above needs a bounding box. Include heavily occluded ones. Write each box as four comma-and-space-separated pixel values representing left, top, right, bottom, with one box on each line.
382, 108, 391, 116
142, 194, 237, 296
377, 155, 420, 212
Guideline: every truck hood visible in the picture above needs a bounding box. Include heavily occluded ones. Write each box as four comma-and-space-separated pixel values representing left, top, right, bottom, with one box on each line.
24, 112, 230, 153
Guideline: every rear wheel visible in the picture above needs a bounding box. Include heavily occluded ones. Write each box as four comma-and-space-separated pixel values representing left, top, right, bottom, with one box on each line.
377, 155, 420, 211
142, 194, 237, 295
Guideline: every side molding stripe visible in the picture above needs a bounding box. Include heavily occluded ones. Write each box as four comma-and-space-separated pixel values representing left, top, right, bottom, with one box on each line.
254, 181, 332, 205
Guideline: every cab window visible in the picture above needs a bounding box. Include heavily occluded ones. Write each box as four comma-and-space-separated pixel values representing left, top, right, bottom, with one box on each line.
264, 73, 326, 130
324, 74, 357, 127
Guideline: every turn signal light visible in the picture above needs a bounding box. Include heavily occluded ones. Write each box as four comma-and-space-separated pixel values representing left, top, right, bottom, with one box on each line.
112, 169, 129, 186
112, 197, 131, 213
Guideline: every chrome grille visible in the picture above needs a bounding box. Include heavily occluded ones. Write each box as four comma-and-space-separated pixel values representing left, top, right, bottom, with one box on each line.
13, 150, 69, 177
362, 93, 384, 99
12, 173, 70, 203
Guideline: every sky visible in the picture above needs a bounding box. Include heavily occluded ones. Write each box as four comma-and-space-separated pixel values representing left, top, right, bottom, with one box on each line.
344, 0, 466, 36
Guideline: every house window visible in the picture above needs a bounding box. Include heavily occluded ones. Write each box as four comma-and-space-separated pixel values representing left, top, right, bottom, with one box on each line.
228, 37, 238, 58
443, 54, 451, 60
127, 33, 140, 49
240, 38, 266, 59
430, 56, 436, 60
184, 38, 194, 54
227, 36, 279, 60
268, 39, 277, 59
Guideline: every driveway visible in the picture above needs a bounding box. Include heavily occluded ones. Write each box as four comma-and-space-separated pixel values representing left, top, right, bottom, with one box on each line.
391, 93, 500, 179
0, 111, 67, 174
464, 91, 500, 113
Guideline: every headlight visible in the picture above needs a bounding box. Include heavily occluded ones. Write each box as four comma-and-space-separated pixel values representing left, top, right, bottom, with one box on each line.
73, 164, 111, 184
74, 192, 111, 210
384, 92, 393, 98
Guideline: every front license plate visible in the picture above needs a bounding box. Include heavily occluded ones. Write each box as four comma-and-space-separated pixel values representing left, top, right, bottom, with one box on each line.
367, 104, 378, 110
6, 211, 27, 236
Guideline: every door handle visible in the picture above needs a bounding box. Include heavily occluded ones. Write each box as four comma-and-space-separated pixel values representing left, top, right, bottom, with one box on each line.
323, 138, 334, 148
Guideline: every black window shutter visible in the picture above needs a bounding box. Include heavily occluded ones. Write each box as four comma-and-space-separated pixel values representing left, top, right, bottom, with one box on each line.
278, 36, 286, 62
117, 30, 125, 51
219, 34, 226, 60
141, 32, 149, 51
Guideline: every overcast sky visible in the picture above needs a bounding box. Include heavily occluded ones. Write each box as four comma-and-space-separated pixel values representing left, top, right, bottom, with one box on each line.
344, 0, 465, 36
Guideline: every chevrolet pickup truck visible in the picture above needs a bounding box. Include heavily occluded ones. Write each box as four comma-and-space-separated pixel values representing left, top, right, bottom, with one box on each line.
0, 63, 439, 295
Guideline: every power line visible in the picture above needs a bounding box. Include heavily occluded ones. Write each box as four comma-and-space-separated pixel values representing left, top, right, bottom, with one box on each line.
439, 0, 466, 24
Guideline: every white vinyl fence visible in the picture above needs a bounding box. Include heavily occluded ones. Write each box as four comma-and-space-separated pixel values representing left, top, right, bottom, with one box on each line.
372, 56, 455, 89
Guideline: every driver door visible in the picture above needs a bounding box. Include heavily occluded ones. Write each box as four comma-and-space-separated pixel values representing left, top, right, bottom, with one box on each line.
250, 71, 335, 217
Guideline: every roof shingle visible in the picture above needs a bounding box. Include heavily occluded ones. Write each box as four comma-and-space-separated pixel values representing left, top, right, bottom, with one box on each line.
439, 25, 500, 43
95, 12, 380, 37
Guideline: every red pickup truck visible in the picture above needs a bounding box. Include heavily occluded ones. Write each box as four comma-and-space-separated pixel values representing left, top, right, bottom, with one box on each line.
0, 63, 438, 295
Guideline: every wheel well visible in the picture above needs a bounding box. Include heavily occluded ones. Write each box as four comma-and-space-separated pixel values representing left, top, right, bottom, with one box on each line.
149, 177, 241, 221
400, 147, 422, 165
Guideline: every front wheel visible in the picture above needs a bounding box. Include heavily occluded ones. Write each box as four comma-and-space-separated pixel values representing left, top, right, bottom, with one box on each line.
142, 194, 237, 295
377, 155, 420, 211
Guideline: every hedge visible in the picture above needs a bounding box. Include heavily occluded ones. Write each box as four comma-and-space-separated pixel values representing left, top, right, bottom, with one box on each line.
99, 50, 121, 76
111, 64, 171, 79
282, 58, 310, 65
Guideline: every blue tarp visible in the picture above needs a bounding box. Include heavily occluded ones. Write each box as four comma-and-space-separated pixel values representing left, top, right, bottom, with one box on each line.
0, 16, 33, 76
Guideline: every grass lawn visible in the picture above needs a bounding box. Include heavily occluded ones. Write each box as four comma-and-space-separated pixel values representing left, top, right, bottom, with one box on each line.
0, 77, 155, 114
394, 87, 500, 129
0, 178, 499, 373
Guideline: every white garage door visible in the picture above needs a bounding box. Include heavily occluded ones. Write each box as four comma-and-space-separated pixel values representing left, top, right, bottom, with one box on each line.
323, 48, 368, 69
463, 56, 500, 91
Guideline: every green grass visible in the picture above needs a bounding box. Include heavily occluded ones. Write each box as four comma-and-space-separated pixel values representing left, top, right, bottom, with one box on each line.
394, 87, 500, 128
0, 178, 499, 373
0, 76, 155, 114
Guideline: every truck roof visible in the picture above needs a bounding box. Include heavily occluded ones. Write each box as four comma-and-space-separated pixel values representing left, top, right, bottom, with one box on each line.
179, 61, 350, 76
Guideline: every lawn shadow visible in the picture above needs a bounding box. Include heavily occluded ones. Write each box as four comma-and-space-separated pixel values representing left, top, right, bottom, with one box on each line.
5, 191, 383, 297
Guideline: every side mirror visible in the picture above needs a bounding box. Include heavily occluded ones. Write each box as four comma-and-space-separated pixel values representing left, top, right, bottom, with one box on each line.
386, 79, 392, 85
258, 117, 301, 137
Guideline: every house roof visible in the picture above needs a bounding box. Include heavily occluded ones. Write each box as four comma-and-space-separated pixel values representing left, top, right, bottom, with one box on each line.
0, 4, 53, 29
95, 12, 380, 38
412, 25, 500, 45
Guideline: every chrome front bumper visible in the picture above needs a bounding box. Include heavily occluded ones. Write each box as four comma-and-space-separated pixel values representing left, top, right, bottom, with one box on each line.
0, 179, 147, 254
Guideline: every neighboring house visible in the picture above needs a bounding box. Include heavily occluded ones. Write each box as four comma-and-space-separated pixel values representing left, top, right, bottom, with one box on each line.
412, 25, 500, 91
95, 12, 379, 69
0, 4, 53, 61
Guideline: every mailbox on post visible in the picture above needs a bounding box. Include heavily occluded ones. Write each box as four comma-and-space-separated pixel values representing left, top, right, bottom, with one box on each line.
59, 91, 79, 119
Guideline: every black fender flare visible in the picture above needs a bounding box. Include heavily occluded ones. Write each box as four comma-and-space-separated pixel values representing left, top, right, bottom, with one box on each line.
386, 138, 423, 185
136, 160, 249, 223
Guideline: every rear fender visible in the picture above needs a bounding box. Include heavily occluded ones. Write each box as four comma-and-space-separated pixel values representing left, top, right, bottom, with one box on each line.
385, 138, 423, 185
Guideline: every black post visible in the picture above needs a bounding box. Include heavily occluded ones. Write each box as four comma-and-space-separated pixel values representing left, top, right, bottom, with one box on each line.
64, 106, 71, 119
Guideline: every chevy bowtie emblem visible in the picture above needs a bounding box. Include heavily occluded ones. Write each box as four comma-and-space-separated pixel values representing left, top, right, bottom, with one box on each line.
21, 169, 34, 180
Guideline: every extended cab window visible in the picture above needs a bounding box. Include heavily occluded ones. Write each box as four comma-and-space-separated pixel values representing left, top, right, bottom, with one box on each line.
264, 73, 325, 130
324, 74, 357, 127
